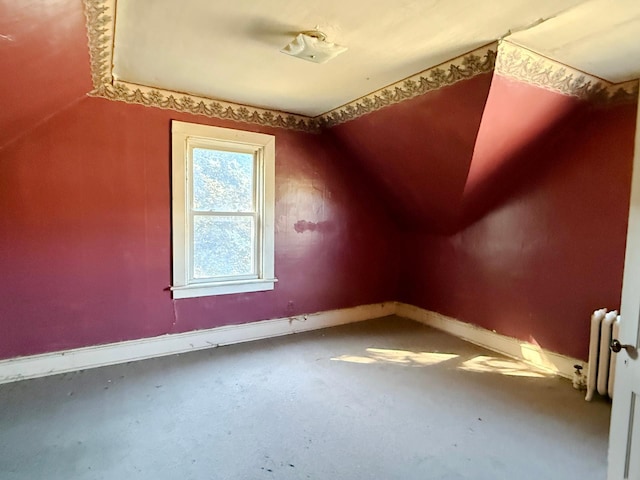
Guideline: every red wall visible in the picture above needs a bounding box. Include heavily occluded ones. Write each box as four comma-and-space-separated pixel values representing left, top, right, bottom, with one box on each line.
400, 75, 637, 360
328, 73, 493, 232
0, 98, 398, 359
0, 0, 92, 150
1, 4, 636, 364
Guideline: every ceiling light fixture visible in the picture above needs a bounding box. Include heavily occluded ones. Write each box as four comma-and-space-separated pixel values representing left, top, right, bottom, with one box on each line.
280, 30, 347, 64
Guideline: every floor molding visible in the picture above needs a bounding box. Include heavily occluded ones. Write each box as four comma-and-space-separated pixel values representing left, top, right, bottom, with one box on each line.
0, 302, 395, 385
396, 303, 582, 379
0, 301, 583, 384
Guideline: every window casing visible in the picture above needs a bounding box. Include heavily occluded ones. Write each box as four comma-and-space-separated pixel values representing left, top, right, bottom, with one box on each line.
171, 121, 276, 298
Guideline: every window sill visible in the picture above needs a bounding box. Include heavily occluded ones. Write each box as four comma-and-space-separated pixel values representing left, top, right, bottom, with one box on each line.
171, 278, 277, 299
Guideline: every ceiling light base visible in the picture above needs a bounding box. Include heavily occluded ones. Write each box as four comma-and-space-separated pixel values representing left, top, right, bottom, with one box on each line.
281, 31, 347, 64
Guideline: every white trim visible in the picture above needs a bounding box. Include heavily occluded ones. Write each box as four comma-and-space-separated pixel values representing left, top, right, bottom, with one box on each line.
0, 303, 395, 385
171, 121, 276, 298
497, 41, 638, 104
85, 0, 496, 133
171, 278, 277, 299
0, 302, 584, 384
395, 303, 582, 379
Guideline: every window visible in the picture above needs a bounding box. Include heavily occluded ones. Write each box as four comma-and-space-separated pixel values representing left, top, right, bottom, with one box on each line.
171, 121, 276, 298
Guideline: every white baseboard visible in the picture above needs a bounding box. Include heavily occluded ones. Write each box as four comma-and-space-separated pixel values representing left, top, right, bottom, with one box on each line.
0, 301, 583, 385
0, 302, 396, 385
395, 302, 583, 379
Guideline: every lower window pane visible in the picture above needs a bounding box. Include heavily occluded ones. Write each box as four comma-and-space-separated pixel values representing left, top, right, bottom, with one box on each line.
193, 216, 255, 278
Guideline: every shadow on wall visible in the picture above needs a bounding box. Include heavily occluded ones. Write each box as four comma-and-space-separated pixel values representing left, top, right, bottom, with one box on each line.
323, 131, 409, 227
324, 73, 495, 235
326, 123, 464, 233
459, 81, 586, 230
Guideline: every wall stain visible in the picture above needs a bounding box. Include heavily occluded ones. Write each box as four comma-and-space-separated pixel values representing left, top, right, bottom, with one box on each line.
294, 220, 335, 234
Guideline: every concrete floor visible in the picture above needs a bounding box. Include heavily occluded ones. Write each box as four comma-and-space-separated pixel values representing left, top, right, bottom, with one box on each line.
0, 316, 611, 480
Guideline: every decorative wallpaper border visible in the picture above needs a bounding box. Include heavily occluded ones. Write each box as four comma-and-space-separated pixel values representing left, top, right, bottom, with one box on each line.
82, 0, 317, 132
82, 0, 637, 133
497, 40, 638, 105
83, 0, 114, 90
93, 80, 318, 132
318, 44, 497, 128
81, 0, 497, 131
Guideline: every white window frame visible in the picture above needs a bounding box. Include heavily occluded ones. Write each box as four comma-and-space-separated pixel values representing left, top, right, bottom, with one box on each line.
170, 121, 276, 299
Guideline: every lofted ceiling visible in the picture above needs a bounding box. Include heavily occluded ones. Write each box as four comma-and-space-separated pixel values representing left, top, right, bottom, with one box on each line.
111, 0, 640, 117
508, 0, 640, 83
0, 0, 93, 150
3, 0, 639, 233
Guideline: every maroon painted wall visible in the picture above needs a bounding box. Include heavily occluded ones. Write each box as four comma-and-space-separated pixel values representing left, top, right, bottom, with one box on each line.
0, 0, 92, 150
1, 0, 635, 362
400, 75, 637, 360
328, 73, 494, 232
0, 98, 398, 359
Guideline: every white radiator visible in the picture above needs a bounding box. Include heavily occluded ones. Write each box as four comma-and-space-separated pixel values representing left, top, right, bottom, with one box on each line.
585, 308, 620, 401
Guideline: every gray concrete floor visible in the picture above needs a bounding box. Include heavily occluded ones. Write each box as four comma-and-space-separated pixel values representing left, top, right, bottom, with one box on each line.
0, 316, 611, 480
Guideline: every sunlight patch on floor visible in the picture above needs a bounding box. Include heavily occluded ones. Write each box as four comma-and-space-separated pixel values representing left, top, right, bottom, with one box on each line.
458, 355, 552, 377
331, 348, 554, 378
331, 348, 459, 366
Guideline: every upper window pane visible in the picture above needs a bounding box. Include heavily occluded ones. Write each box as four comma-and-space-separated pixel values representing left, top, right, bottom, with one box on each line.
192, 148, 254, 212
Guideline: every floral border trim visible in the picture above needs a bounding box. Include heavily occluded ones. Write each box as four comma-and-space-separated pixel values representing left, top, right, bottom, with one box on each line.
82, 0, 318, 132
497, 40, 638, 105
91, 81, 318, 131
82, 0, 498, 131
318, 44, 497, 128
83, 0, 636, 132
83, 0, 115, 90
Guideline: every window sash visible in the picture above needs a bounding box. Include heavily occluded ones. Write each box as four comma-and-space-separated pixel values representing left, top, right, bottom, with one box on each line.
189, 145, 257, 213
187, 145, 261, 283
171, 121, 276, 299
188, 212, 259, 283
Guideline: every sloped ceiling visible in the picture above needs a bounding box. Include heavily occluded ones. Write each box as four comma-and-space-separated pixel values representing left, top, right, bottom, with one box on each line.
329, 42, 637, 232
3, 0, 639, 141
328, 72, 494, 232
0, 0, 92, 150
508, 0, 640, 83
107, 0, 640, 118
111, 0, 587, 117
2, 0, 639, 232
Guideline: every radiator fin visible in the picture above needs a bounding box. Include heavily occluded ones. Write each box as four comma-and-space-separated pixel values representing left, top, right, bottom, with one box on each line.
586, 308, 619, 401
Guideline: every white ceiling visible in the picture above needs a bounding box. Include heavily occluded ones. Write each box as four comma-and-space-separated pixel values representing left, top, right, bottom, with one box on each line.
112, 0, 640, 117
509, 0, 640, 83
